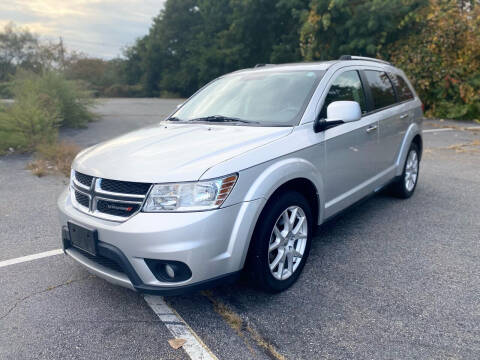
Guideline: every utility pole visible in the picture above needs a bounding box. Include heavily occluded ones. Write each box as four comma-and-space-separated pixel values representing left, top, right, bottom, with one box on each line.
59, 36, 65, 71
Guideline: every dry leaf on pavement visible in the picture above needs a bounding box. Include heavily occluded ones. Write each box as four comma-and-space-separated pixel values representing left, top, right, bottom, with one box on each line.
168, 338, 187, 349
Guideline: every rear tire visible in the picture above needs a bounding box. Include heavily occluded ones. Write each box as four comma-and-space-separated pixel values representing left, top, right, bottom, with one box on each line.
391, 142, 420, 198
247, 191, 313, 293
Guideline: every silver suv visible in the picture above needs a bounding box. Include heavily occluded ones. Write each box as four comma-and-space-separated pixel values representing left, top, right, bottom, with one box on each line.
58, 56, 423, 294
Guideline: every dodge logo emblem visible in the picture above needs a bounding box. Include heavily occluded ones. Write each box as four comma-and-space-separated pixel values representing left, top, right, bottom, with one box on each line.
107, 204, 133, 211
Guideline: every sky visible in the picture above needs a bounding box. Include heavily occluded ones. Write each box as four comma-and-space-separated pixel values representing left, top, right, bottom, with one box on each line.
1, 0, 166, 58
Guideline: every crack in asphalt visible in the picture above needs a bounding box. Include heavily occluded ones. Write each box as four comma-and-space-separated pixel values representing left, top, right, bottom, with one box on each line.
0, 275, 94, 322
202, 290, 286, 360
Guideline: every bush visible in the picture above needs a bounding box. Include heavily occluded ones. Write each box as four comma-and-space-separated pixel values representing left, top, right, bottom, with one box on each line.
11, 71, 97, 128
0, 82, 11, 98
0, 71, 97, 154
0, 85, 59, 153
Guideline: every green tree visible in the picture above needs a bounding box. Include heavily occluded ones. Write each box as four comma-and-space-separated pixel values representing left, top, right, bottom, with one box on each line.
121, 0, 480, 120
300, 0, 426, 60
270, 0, 311, 63
0, 23, 71, 81
0, 23, 39, 82
387, 0, 480, 119
219, 0, 309, 66
64, 56, 128, 96
124, 0, 310, 97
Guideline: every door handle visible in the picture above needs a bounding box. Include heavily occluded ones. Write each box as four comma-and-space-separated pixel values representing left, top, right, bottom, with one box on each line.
366, 125, 378, 133
400, 113, 409, 119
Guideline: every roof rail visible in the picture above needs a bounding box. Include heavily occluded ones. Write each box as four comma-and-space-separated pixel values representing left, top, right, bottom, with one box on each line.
339, 55, 390, 65
254, 63, 274, 68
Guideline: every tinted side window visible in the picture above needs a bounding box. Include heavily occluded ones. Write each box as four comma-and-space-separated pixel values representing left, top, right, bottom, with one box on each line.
364, 70, 396, 110
389, 73, 414, 102
320, 71, 366, 118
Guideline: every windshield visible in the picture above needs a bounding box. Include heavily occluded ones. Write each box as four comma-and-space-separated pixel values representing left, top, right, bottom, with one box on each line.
170, 70, 324, 126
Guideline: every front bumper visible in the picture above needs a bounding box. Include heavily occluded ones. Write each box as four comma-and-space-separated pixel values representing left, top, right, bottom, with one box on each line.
58, 188, 265, 295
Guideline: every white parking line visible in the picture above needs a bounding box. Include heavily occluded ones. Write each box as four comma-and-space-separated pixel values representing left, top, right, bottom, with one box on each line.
2, 250, 214, 359
423, 126, 480, 133
144, 295, 217, 360
423, 128, 454, 133
0, 249, 63, 268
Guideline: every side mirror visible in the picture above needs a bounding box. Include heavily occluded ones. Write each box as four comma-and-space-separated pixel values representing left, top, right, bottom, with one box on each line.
314, 101, 362, 132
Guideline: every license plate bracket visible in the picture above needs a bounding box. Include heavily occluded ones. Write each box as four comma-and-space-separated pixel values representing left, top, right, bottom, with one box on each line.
68, 222, 97, 256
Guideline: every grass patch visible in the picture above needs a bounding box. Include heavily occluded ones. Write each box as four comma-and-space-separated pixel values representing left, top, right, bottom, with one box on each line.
27, 141, 81, 177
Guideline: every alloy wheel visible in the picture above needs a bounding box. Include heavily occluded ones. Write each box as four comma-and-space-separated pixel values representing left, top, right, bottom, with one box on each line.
404, 149, 419, 192
268, 206, 308, 281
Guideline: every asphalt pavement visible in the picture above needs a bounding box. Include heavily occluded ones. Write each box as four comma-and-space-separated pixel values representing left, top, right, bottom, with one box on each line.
0, 99, 479, 359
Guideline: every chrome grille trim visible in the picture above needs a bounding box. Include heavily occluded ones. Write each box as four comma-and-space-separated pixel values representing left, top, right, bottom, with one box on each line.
71, 187, 91, 211
71, 172, 152, 222
72, 177, 92, 191
94, 179, 147, 199
74, 171, 94, 189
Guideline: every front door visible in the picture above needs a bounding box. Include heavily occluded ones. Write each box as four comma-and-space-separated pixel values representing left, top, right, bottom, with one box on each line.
319, 69, 381, 218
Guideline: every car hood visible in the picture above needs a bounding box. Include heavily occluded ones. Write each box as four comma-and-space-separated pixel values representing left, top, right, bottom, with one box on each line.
73, 123, 292, 183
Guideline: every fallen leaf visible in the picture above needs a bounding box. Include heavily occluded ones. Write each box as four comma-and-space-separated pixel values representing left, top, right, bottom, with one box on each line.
168, 338, 187, 349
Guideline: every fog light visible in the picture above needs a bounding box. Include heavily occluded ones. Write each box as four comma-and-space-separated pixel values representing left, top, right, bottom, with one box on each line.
144, 259, 192, 282
165, 264, 175, 278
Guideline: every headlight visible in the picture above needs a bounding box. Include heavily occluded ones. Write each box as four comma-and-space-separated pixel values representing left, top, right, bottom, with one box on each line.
143, 174, 238, 212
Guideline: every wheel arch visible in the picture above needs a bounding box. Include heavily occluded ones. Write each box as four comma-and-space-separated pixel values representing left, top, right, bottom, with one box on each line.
242, 157, 324, 225
395, 123, 423, 176
235, 158, 324, 268
266, 178, 320, 225
412, 134, 423, 160
241, 176, 320, 274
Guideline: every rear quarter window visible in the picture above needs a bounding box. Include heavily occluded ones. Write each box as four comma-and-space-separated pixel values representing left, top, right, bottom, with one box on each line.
389, 73, 414, 102
364, 70, 396, 110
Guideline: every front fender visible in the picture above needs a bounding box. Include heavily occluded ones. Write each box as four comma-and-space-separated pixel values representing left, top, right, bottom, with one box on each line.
223, 156, 324, 268
242, 157, 324, 224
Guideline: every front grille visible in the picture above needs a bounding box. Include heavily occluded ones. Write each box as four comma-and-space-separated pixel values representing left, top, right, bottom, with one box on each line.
75, 171, 93, 187
97, 199, 141, 217
74, 191, 89, 208
72, 171, 149, 221
99, 179, 151, 195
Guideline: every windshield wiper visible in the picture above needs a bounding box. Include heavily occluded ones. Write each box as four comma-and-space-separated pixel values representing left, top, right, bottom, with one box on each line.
188, 115, 258, 124
166, 116, 182, 121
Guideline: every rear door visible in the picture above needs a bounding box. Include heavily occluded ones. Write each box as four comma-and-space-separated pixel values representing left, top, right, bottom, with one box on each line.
361, 70, 410, 172
386, 72, 417, 162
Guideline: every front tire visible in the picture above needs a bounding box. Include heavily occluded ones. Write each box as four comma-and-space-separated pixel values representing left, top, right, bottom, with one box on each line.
391, 142, 420, 198
247, 191, 313, 293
